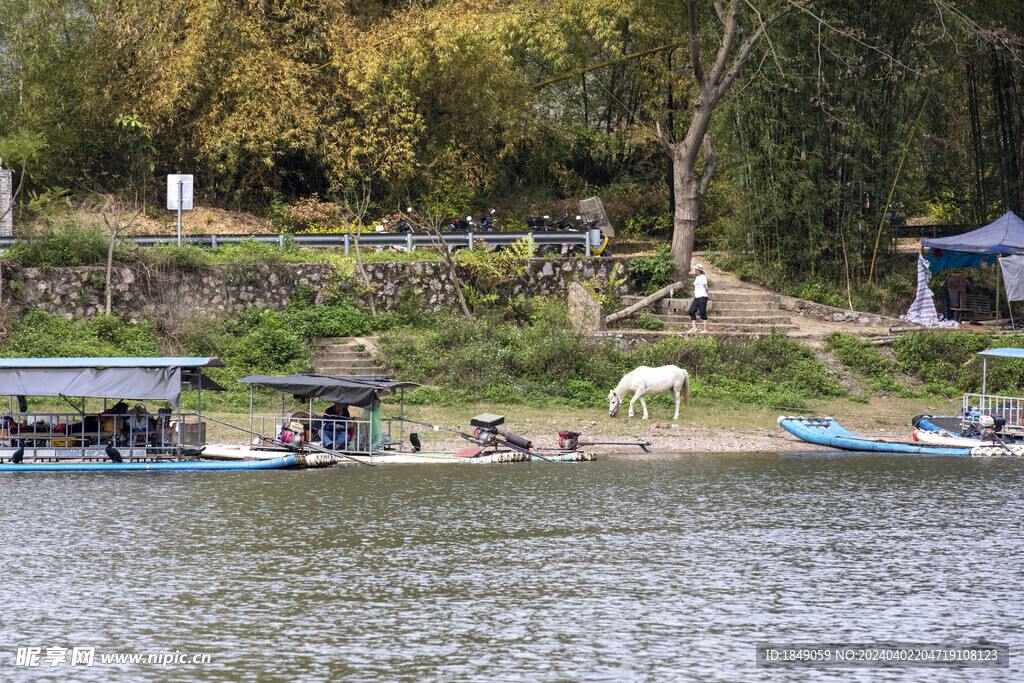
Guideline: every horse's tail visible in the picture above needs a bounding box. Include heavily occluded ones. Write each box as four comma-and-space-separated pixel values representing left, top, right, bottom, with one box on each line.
683, 370, 690, 409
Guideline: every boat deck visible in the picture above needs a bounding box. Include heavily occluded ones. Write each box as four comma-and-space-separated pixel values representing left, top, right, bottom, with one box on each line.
202, 443, 594, 465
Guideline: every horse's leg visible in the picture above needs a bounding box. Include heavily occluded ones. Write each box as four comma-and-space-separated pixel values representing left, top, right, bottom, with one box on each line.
628, 391, 640, 419
672, 386, 680, 420
639, 394, 649, 420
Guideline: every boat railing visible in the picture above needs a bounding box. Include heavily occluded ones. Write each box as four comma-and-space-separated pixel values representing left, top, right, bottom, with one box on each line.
1, 409, 202, 459
251, 414, 404, 455
962, 393, 1024, 432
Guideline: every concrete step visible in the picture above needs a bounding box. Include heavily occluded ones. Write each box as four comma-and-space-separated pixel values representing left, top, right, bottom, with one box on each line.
648, 302, 781, 315
317, 350, 369, 361
318, 359, 381, 369
622, 291, 780, 306
653, 314, 792, 325
660, 321, 799, 333
317, 366, 387, 378
313, 336, 384, 377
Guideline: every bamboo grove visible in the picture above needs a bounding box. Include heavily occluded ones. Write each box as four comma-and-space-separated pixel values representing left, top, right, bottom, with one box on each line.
1, 0, 1022, 286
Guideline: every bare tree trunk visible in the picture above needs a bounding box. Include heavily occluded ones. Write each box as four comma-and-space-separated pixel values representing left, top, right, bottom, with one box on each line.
658, 0, 798, 274
427, 226, 474, 322
100, 196, 140, 316
351, 226, 377, 317
105, 230, 118, 315
344, 183, 378, 316
407, 206, 474, 321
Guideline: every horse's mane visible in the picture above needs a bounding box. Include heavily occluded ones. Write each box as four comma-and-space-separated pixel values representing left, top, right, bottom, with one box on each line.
612, 366, 645, 397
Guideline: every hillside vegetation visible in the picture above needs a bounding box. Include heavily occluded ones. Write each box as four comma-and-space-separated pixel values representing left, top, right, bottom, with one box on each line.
1, 1, 1023, 291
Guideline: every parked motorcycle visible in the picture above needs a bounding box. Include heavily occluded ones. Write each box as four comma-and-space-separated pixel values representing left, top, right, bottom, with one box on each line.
525, 215, 562, 256
468, 208, 498, 233
550, 214, 584, 257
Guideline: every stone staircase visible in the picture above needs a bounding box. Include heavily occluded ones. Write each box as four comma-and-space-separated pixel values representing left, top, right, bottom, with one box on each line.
620, 289, 798, 334
313, 337, 387, 378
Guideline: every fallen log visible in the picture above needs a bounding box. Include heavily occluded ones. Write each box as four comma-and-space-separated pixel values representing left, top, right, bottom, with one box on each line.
606, 280, 687, 324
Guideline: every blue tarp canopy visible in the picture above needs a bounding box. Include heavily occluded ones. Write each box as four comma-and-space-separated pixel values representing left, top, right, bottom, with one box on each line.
922, 211, 1024, 254
977, 348, 1024, 359
922, 211, 1024, 272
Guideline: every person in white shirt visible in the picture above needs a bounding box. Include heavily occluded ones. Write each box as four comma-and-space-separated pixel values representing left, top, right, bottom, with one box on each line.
687, 263, 710, 333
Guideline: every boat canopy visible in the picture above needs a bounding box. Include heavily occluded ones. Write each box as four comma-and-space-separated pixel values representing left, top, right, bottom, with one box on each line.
977, 348, 1024, 359
238, 374, 420, 409
0, 357, 225, 408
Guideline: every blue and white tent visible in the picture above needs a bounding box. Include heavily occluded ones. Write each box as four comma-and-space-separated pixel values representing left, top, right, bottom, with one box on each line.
901, 255, 957, 327
922, 211, 1024, 272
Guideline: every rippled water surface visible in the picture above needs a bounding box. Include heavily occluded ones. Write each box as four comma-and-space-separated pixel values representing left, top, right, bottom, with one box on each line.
1, 453, 1022, 681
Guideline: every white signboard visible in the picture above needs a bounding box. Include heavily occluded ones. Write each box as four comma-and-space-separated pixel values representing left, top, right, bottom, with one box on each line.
167, 174, 194, 210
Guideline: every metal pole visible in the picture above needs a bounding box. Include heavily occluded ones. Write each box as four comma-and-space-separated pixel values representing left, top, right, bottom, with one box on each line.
995, 259, 1001, 321
249, 386, 254, 437
407, 233, 413, 252
197, 375, 203, 446
344, 234, 350, 254
177, 181, 183, 247
468, 232, 474, 251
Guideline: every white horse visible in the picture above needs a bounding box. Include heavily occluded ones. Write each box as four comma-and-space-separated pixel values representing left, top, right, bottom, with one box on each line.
608, 365, 690, 420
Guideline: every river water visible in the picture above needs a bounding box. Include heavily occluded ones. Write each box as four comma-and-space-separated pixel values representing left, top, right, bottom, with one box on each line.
1, 453, 1021, 681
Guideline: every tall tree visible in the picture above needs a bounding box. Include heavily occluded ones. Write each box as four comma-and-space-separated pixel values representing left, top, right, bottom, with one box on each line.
656, 0, 801, 272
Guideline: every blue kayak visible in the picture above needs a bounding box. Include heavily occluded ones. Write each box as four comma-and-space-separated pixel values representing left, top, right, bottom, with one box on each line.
778, 416, 975, 456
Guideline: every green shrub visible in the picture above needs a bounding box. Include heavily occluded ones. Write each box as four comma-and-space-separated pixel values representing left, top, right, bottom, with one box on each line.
7, 218, 125, 267
224, 309, 311, 374
633, 311, 665, 330
891, 331, 1021, 395
0, 310, 161, 357
628, 244, 677, 295
825, 332, 904, 394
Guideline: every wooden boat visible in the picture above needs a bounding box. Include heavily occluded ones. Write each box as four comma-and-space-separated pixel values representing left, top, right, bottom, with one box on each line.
0, 358, 328, 471
777, 416, 1023, 456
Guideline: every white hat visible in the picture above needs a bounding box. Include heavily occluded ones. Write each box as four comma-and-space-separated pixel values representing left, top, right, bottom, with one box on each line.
693, 263, 704, 271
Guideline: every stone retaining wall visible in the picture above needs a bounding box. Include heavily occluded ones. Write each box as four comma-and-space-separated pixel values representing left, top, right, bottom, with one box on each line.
777, 295, 904, 327
0, 257, 635, 322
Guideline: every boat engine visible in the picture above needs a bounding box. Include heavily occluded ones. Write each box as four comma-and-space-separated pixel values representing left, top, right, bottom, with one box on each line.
470, 413, 504, 447
558, 430, 581, 450
473, 426, 497, 446
978, 414, 1006, 441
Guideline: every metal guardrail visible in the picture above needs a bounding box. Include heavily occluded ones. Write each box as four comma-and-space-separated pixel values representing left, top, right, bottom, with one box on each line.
963, 393, 1024, 432
0, 229, 606, 256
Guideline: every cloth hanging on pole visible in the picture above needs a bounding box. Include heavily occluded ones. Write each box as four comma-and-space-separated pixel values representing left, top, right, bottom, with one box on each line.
998, 254, 1024, 301
901, 255, 958, 327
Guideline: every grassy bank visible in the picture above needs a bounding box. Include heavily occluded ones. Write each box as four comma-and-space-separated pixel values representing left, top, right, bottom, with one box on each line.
3, 278, 1024, 421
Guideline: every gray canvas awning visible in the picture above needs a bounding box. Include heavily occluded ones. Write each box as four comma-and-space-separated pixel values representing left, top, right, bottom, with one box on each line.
238, 374, 420, 409
0, 357, 224, 408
